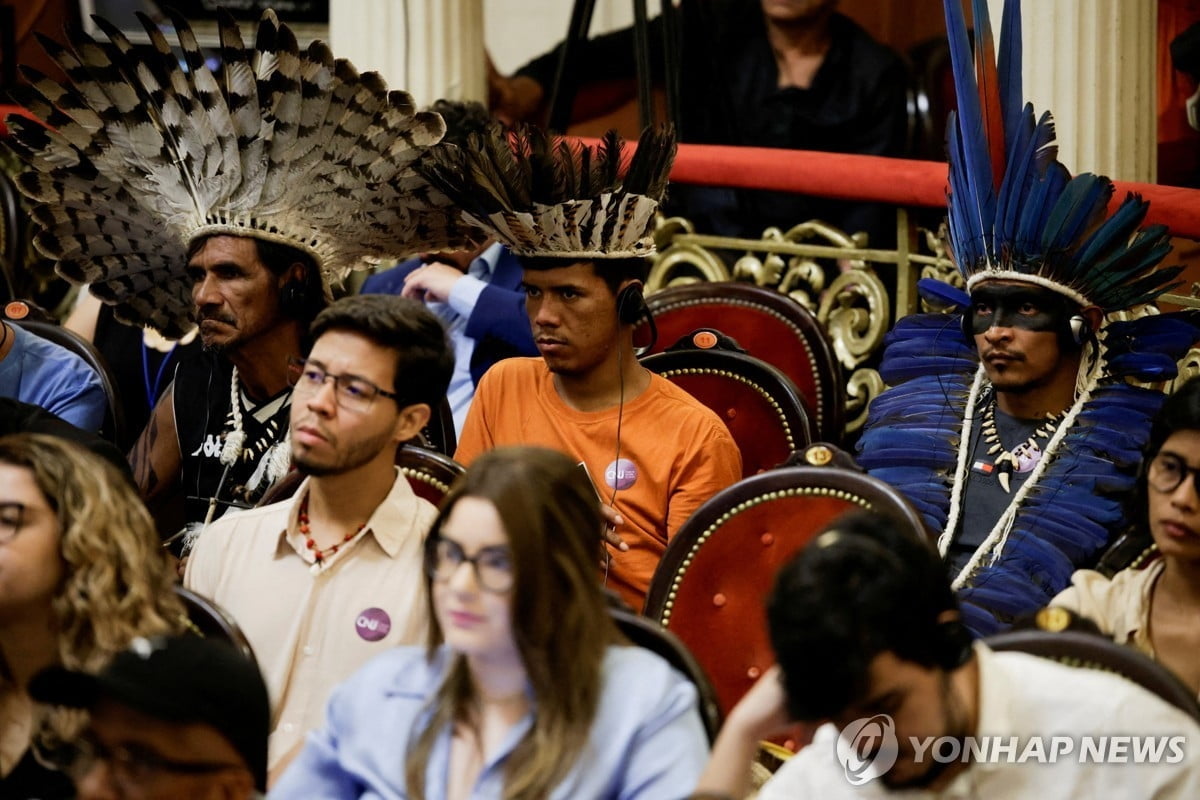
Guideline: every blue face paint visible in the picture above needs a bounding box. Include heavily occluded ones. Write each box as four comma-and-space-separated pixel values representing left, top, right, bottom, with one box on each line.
967, 285, 1074, 336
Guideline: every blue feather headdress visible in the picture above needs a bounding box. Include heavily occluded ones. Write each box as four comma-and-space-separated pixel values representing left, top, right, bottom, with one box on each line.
944, 0, 1182, 311
855, 0, 1200, 637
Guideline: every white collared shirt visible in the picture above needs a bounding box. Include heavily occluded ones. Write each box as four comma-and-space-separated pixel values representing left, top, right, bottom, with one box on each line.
760, 643, 1200, 798
427, 241, 504, 436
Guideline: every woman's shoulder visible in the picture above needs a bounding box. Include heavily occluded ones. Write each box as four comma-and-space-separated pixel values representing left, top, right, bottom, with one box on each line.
600, 645, 698, 703
1051, 561, 1161, 639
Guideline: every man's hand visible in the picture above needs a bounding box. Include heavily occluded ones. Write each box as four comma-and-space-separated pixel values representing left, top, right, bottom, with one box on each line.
599, 503, 630, 552
725, 665, 796, 742
401, 262, 463, 304
693, 665, 807, 799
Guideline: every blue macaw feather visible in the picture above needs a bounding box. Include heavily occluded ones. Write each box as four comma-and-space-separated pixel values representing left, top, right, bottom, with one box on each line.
1013, 161, 1068, 257
1039, 173, 1112, 257
1105, 314, 1200, 356
1106, 352, 1181, 381
943, 0, 996, 266
997, 0, 1023, 144
917, 277, 970, 308
1069, 193, 1148, 269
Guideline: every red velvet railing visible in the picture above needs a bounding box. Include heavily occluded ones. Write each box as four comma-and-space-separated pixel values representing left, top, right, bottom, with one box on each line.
664, 142, 1200, 240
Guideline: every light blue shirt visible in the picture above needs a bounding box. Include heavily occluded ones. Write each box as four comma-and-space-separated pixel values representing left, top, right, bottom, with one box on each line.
271, 644, 708, 800
428, 242, 504, 437
0, 323, 106, 432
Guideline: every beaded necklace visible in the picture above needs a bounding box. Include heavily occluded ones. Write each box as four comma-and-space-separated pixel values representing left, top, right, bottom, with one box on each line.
297, 493, 364, 572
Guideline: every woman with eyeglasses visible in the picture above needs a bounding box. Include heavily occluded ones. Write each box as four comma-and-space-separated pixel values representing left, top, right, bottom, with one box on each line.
273, 446, 709, 799
1051, 377, 1200, 694
0, 433, 186, 797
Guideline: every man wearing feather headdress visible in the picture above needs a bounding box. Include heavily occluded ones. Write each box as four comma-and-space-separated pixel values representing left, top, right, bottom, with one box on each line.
856, 0, 1200, 638
2, 10, 469, 543
419, 124, 743, 612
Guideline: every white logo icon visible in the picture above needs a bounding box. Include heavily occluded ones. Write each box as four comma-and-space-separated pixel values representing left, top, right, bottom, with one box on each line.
837, 713, 899, 786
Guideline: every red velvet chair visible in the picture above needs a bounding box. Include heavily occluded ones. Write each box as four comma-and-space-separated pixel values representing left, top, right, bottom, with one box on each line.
637, 283, 844, 442
641, 341, 815, 478
644, 447, 926, 718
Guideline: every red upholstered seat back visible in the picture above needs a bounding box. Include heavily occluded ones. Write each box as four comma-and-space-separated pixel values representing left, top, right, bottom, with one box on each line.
641, 347, 815, 478
638, 283, 843, 441
644, 461, 926, 717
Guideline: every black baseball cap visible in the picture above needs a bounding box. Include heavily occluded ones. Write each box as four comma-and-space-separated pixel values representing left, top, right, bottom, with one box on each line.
29, 634, 270, 791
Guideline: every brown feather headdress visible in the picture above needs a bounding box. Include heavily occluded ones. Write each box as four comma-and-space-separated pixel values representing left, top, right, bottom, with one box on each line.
3, 10, 467, 336
416, 123, 677, 259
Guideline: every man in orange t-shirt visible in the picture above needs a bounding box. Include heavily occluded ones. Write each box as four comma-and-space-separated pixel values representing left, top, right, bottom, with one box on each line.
426, 124, 742, 610
456, 254, 742, 610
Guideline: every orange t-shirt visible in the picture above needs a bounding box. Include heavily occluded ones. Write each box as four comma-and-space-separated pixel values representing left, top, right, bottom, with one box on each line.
456, 357, 743, 611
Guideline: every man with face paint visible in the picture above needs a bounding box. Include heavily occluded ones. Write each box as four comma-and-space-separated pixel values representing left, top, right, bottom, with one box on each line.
856, 0, 1199, 636
947, 282, 1105, 577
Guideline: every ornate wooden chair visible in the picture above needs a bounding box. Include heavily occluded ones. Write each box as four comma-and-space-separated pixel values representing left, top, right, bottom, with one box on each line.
644, 447, 927, 717
8, 307, 128, 446
418, 397, 456, 456
641, 338, 815, 478
609, 607, 722, 743
0, 170, 20, 301
395, 443, 465, 507
636, 282, 844, 442
175, 585, 258, 668
986, 627, 1200, 723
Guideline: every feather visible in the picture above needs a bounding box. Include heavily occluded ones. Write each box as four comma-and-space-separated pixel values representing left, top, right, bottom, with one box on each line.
971, 0, 1005, 190
943, 0, 996, 264
6, 9, 467, 332
413, 122, 676, 258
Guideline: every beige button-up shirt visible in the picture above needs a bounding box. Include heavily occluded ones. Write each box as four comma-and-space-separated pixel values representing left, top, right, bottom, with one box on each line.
185, 469, 436, 769
1051, 560, 1165, 658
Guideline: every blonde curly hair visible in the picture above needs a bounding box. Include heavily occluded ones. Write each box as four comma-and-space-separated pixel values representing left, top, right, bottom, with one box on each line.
0, 433, 186, 745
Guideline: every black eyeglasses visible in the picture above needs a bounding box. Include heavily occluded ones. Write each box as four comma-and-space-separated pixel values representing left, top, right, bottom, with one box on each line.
425, 536, 514, 593
57, 732, 244, 789
287, 357, 399, 412
1148, 452, 1200, 496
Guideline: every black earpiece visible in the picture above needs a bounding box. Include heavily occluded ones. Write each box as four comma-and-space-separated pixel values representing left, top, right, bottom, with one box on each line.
280, 278, 308, 319
615, 283, 646, 326
1068, 313, 1091, 346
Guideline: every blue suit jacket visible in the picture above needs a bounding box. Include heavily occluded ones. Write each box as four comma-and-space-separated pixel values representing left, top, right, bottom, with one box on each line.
360, 247, 536, 386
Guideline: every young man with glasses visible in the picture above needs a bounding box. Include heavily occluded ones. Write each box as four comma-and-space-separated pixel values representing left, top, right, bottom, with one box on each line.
185, 295, 453, 781
30, 635, 269, 800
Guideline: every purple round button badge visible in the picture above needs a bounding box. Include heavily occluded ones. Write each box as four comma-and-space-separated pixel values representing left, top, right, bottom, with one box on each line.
605, 458, 638, 490
355, 607, 392, 642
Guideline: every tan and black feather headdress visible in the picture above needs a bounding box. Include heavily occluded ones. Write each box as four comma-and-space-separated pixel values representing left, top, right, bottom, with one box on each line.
3, 10, 465, 336
416, 123, 677, 259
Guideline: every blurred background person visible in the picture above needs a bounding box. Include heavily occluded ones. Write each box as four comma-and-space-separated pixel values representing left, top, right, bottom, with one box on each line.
274, 446, 708, 798
0, 434, 185, 798
1053, 376, 1200, 695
